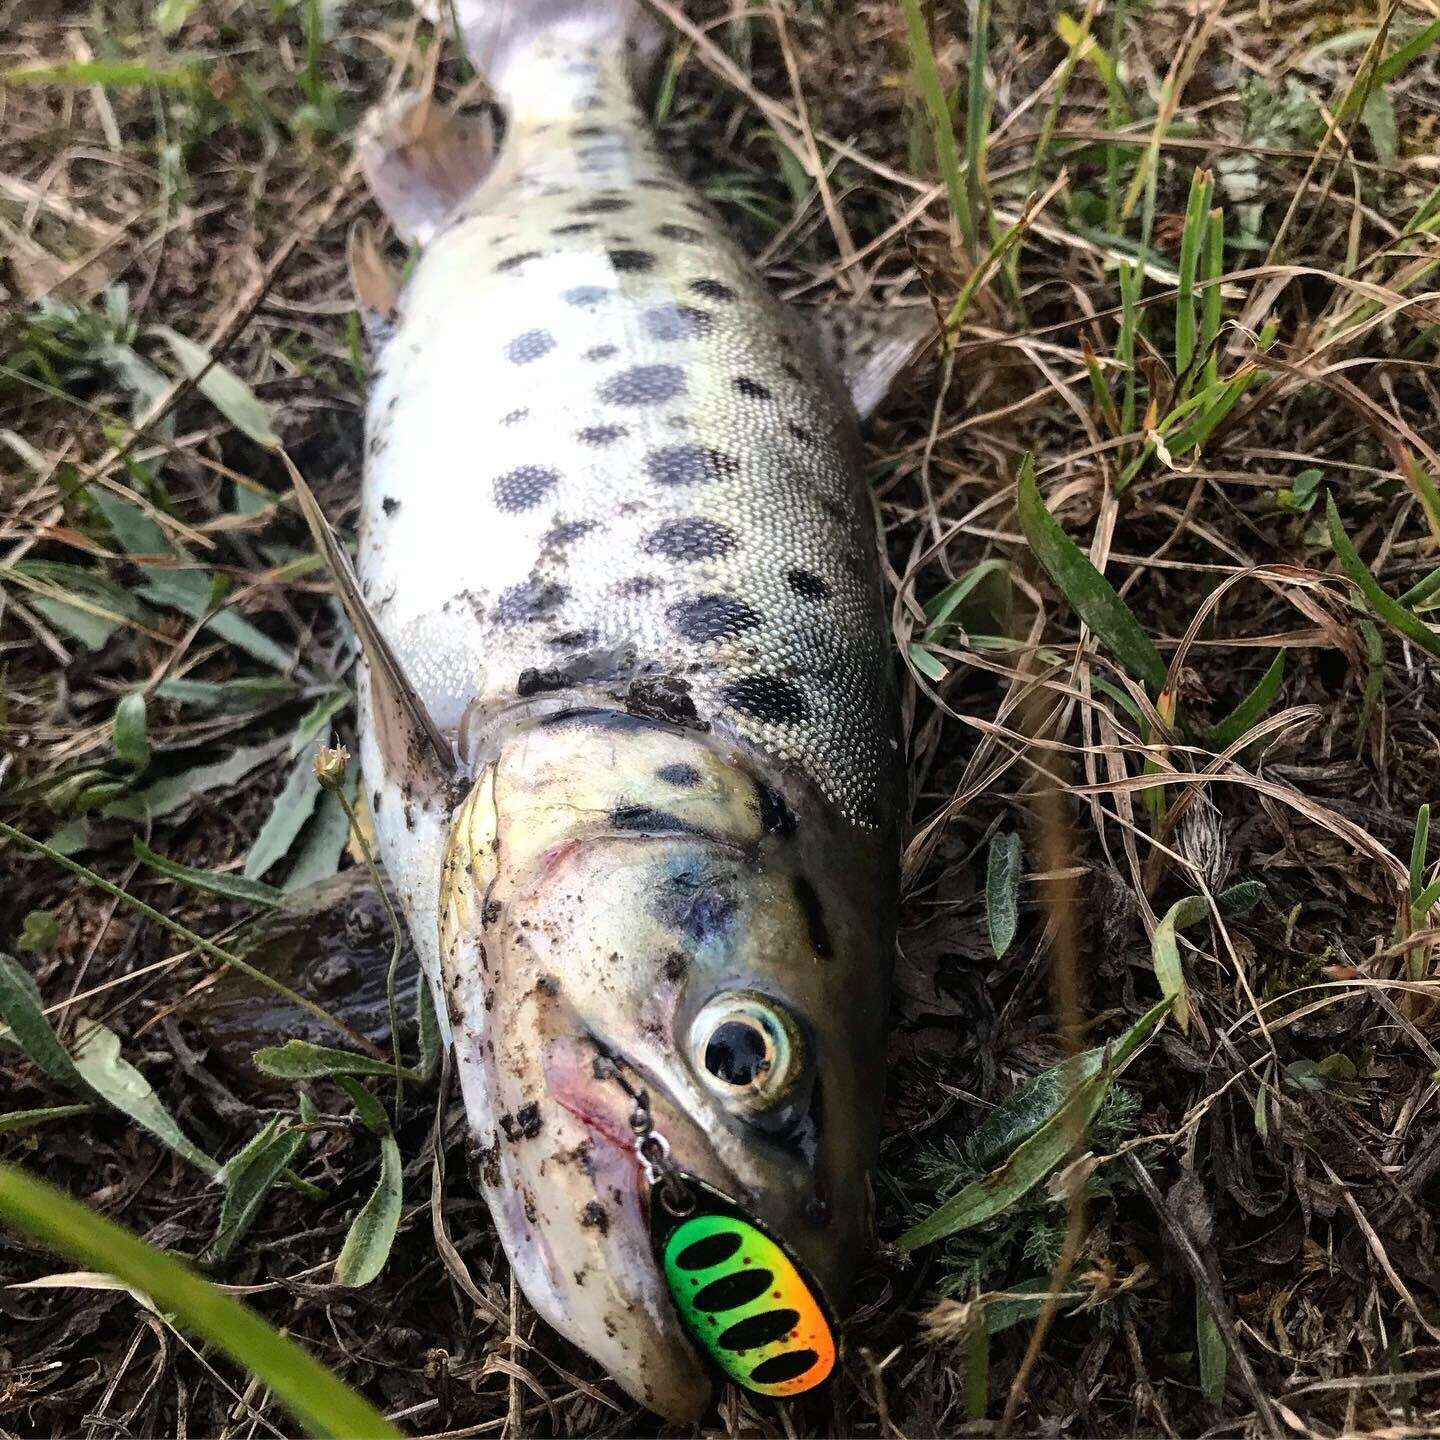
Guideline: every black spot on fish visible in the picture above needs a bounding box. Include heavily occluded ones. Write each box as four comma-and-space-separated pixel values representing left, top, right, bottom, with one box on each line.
782, 360, 805, 383
637, 177, 682, 192
669, 592, 760, 642
787, 420, 815, 443
642, 304, 714, 342
585, 344, 619, 362
575, 196, 630, 214
654, 864, 738, 945
718, 1309, 799, 1352
501, 408, 529, 426
516, 667, 573, 697
495, 250, 542, 273
611, 805, 692, 834
689, 278, 735, 302
572, 124, 607, 139
545, 518, 595, 546
578, 423, 627, 445
657, 762, 701, 787
493, 465, 559, 512
599, 364, 684, 406
626, 674, 701, 725
564, 285, 611, 308
553, 221, 597, 236
725, 674, 809, 724
579, 1200, 609, 1233
657, 223, 704, 242
499, 1102, 543, 1141
505, 330, 555, 365
792, 874, 832, 958
733, 375, 772, 400
608, 248, 655, 273
381, 496, 399, 516
615, 575, 661, 596
751, 1351, 819, 1385
548, 628, 595, 649
643, 517, 735, 561
645, 444, 736, 487
495, 579, 567, 624
758, 785, 797, 837
786, 568, 830, 600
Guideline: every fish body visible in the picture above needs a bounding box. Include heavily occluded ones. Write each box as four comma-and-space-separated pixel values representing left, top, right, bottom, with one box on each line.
353, 1, 904, 1418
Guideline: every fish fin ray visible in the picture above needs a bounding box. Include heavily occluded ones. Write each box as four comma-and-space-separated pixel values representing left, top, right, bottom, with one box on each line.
281, 453, 456, 778
807, 304, 936, 421
356, 90, 496, 245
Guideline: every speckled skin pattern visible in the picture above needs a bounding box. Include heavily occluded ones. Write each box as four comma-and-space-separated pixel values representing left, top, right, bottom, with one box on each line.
355, 28, 901, 1423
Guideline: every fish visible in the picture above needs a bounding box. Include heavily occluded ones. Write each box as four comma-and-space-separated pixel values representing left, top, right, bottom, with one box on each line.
319, 0, 929, 1419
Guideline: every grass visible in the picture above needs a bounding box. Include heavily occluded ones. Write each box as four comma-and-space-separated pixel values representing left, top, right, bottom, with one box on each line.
3, 0, 1440, 1435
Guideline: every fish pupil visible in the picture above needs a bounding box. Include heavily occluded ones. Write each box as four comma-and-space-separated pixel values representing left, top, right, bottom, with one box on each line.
705, 1021, 769, 1086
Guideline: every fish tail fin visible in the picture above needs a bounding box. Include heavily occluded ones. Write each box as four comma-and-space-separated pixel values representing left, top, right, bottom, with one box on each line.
455, 0, 665, 107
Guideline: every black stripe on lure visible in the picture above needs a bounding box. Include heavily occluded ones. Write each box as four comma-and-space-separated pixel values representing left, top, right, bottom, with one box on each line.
593, 1052, 838, 1398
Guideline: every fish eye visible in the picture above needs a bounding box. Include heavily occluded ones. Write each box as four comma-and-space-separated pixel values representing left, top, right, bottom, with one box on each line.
689, 993, 804, 1110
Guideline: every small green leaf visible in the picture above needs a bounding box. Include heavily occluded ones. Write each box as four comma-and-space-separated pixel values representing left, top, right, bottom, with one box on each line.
151, 327, 279, 449
1017, 454, 1167, 691
154, 677, 298, 713
1276, 467, 1322, 513
336, 1076, 391, 1136
1210, 652, 1286, 750
245, 754, 323, 881
252, 1039, 411, 1082
112, 693, 150, 771
333, 1134, 402, 1287
1197, 1292, 1227, 1404
899, 1000, 1171, 1250
1151, 903, 1191, 1032
204, 1118, 307, 1263
18, 909, 60, 953
1360, 84, 1398, 163
285, 768, 357, 891
0, 1103, 93, 1134
72, 1019, 217, 1175
985, 832, 1022, 959
0, 954, 84, 1090
132, 840, 283, 908
1327, 493, 1440, 659
908, 643, 948, 682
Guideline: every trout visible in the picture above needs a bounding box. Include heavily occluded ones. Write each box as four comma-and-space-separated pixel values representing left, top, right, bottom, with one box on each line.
330, 0, 924, 1418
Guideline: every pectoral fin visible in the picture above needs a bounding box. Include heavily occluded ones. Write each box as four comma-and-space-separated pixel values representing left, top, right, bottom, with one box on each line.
281, 455, 455, 780
809, 304, 936, 421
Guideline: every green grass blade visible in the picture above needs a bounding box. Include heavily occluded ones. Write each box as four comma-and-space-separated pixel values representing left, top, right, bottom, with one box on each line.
900, 0, 975, 258
1175, 169, 1213, 381
1210, 651, 1285, 750
1377, 17, 1440, 82
1016, 454, 1167, 691
963, 0, 993, 255
1326, 493, 1440, 659
1197, 1292, 1228, 1404
0, 1162, 401, 1439
132, 839, 284, 908
1411, 805, 1431, 906
1201, 207, 1225, 388
0, 1104, 93, 1134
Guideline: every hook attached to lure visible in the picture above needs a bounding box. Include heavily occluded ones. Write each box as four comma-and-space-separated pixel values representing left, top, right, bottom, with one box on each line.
589, 1048, 838, 1399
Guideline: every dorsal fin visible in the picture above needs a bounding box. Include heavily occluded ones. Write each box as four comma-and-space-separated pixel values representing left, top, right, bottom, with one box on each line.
280, 454, 456, 777
808, 304, 935, 420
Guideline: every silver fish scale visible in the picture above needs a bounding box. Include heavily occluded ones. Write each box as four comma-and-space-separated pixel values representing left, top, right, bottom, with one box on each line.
362, 67, 897, 826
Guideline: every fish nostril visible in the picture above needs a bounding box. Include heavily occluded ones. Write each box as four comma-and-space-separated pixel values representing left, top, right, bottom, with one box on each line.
704, 1020, 769, 1086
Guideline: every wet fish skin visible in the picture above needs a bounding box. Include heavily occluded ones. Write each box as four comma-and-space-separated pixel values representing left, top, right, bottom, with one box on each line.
353, 2, 903, 1420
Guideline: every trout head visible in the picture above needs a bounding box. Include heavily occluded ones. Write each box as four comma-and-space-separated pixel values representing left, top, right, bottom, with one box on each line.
439, 708, 896, 1420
